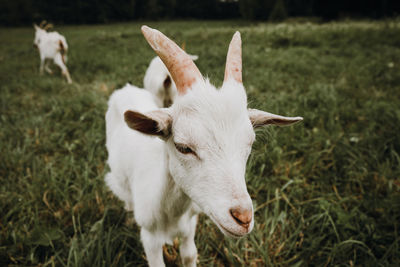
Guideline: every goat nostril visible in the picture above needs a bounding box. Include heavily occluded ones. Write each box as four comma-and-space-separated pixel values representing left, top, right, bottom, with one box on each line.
230, 208, 252, 227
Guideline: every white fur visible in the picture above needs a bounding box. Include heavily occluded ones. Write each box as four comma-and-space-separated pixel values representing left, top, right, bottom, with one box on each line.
106, 42, 301, 267
105, 80, 256, 266
33, 25, 72, 83
144, 55, 198, 108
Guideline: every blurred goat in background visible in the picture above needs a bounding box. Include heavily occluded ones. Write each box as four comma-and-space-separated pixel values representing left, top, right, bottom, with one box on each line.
33, 21, 72, 83
144, 43, 198, 108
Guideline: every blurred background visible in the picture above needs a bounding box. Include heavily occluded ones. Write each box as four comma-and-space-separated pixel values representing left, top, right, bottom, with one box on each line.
1, 0, 400, 26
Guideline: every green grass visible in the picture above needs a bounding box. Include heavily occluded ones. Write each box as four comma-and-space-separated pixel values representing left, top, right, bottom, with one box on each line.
1, 20, 400, 266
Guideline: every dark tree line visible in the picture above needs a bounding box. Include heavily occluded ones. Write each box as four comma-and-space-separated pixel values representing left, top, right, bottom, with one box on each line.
239, 0, 400, 20
1, 0, 399, 26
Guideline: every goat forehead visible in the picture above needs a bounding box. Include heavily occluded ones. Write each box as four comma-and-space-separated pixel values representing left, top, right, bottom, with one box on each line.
174, 80, 247, 115
172, 81, 252, 144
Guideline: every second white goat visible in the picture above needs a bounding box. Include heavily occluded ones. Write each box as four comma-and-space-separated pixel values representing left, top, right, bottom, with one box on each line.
33, 23, 72, 83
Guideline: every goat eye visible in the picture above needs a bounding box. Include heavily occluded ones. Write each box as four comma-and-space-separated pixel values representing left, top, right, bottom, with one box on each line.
174, 143, 195, 155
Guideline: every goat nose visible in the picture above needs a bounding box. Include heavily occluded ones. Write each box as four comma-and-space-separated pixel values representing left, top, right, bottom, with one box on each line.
230, 207, 252, 227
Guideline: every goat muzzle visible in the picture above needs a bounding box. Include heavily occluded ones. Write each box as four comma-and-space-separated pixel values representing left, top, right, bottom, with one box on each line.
230, 206, 252, 229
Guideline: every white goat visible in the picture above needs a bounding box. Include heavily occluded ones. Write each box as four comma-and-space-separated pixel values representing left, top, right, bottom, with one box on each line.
144, 54, 198, 108
33, 23, 72, 83
105, 26, 302, 267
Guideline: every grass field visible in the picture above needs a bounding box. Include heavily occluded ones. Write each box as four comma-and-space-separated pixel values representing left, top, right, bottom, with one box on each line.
1, 20, 400, 266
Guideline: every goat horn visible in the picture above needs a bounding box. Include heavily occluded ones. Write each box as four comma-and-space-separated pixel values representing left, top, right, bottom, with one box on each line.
224, 31, 242, 84
141, 25, 203, 95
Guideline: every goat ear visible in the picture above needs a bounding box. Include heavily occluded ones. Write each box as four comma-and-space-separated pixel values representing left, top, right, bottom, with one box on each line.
33, 23, 40, 30
248, 108, 303, 128
124, 109, 172, 138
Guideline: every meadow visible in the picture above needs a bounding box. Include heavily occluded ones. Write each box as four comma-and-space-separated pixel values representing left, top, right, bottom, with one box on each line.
1, 20, 400, 266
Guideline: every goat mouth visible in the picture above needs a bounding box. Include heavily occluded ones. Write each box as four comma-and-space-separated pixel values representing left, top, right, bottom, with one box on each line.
218, 223, 245, 238
210, 214, 248, 238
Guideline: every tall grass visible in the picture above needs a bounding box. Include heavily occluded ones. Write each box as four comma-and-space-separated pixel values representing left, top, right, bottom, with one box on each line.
1, 20, 399, 266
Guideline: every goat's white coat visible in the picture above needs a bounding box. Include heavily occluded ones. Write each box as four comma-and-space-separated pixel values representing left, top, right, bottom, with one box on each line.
105, 27, 302, 267
33, 25, 72, 83
106, 84, 200, 266
106, 80, 255, 266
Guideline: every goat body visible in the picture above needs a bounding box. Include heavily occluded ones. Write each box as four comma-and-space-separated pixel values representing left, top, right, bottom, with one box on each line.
106, 82, 196, 225
106, 84, 198, 266
33, 23, 72, 83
